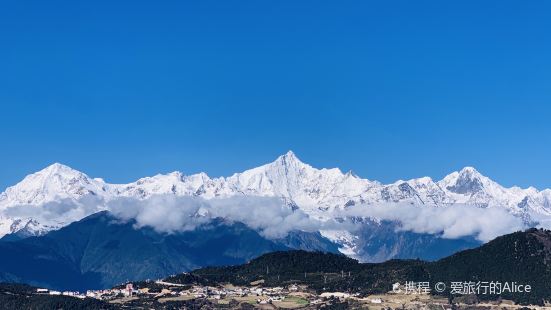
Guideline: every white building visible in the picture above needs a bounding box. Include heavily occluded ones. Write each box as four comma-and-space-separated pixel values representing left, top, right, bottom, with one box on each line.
320, 292, 350, 299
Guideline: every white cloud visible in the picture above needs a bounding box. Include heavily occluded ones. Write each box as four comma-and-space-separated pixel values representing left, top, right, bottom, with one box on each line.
108, 195, 329, 239
2, 195, 106, 226
1, 195, 532, 242
108, 196, 528, 242
337, 203, 527, 242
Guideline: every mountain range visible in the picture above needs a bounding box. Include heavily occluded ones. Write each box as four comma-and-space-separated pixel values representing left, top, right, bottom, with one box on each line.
1, 151, 550, 262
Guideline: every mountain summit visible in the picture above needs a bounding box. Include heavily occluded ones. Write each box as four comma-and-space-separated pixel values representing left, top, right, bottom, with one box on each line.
0, 163, 108, 208
440, 166, 487, 194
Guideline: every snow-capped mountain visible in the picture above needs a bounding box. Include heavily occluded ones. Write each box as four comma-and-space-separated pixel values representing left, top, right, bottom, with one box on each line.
0, 163, 110, 207
1, 151, 550, 240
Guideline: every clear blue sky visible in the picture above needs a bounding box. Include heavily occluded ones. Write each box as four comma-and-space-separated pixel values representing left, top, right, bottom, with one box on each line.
1, 0, 550, 190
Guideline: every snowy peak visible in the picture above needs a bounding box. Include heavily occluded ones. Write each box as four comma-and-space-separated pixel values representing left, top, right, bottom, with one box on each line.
260, 150, 315, 179
224, 152, 388, 215
0, 163, 106, 208
275, 150, 301, 165
226, 151, 314, 198
456, 166, 486, 182
439, 166, 492, 194
32, 162, 84, 179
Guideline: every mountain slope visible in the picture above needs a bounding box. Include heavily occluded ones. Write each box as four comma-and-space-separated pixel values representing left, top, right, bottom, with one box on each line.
353, 221, 480, 261
0, 212, 297, 290
0, 209, 478, 291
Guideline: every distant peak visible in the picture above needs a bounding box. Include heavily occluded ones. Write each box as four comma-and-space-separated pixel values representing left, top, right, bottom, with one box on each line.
42, 162, 78, 174
27, 162, 90, 181
459, 166, 480, 175
282, 150, 297, 158
442, 166, 488, 194
48, 162, 67, 169
274, 150, 303, 164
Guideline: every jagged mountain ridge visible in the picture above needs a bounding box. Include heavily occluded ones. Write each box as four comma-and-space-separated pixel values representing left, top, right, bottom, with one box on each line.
1, 151, 551, 238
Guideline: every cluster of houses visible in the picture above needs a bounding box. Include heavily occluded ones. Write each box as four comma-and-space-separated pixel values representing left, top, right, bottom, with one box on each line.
74, 280, 338, 304
35, 288, 86, 299
33, 280, 383, 307
35, 283, 137, 300
85, 283, 138, 299
146, 281, 302, 302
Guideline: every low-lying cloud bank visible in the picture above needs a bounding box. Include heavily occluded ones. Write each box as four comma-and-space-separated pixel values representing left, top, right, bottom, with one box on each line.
3, 195, 107, 228
338, 203, 527, 242
108, 196, 331, 239
2, 194, 534, 242
108, 195, 528, 242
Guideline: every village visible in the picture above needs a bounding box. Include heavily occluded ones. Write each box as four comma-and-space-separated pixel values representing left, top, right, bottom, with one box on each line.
31, 280, 394, 308
30, 280, 549, 309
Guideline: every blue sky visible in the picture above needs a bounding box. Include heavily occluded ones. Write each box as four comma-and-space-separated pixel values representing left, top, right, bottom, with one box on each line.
1, 0, 550, 190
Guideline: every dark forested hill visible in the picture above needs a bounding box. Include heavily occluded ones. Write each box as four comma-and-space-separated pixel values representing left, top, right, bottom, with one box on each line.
166, 228, 551, 305
429, 228, 551, 305
0, 212, 318, 290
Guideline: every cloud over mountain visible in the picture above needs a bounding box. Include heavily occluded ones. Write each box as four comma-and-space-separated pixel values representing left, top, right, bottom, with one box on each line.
105, 195, 527, 242
108, 195, 328, 239
338, 203, 526, 242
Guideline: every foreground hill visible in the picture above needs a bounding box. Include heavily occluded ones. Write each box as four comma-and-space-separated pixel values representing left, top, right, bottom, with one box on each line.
166, 228, 551, 305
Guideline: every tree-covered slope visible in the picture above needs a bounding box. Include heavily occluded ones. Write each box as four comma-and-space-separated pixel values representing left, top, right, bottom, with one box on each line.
167, 229, 551, 305
0, 212, 291, 290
